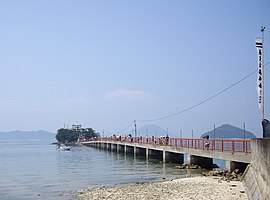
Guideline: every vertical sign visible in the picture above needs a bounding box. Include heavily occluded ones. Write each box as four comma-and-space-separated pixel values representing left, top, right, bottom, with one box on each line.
256, 37, 263, 113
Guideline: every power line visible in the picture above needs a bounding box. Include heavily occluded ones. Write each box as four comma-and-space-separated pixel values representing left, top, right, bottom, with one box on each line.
137, 61, 270, 123
117, 121, 133, 134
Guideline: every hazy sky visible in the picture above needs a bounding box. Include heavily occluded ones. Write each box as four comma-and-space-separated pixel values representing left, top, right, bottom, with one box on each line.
0, 1, 269, 137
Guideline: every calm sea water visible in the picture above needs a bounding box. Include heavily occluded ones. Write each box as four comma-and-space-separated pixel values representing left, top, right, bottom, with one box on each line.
0, 140, 223, 200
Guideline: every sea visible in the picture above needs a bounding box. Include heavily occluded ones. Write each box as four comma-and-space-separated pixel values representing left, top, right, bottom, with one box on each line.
0, 140, 225, 200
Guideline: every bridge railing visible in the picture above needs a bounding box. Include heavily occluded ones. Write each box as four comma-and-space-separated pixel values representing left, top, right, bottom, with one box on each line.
85, 136, 251, 154
167, 138, 251, 154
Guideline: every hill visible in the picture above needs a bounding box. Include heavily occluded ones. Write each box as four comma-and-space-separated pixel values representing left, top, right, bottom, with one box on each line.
0, 130, 56, 141
200, 124, 256, 139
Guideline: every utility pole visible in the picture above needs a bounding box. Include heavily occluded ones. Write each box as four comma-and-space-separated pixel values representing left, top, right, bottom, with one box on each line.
243, 122, 246, 152
243, 122, 246, 140
191, 129, 194, 147
180, 130, 183, 147
214, 124, 216, 139
213, 124, 216, 149
134, 120, 137, 140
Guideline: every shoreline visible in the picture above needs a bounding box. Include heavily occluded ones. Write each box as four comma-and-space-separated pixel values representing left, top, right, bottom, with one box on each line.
78, 176, 247, 200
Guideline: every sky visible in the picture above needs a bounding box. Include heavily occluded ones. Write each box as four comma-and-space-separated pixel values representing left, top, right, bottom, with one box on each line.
0, 0, 270, 137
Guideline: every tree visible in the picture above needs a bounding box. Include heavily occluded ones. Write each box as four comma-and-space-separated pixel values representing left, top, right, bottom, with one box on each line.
55, 127, 100, 143
84, 128, 100, 139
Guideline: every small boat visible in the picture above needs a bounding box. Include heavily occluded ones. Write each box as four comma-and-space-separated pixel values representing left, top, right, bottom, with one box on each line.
57, 144, 71, 151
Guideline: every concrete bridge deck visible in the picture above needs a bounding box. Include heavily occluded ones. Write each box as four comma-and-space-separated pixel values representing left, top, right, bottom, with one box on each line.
82, 137, 251, 172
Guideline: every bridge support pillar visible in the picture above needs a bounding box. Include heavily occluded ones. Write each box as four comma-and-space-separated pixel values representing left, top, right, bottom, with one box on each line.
188, 155, 213, 169
107, 143, 111, 150
226, 161, 248, 173
163, 150, 166, 162
146, 148, 148, 160
110, 143, 113, 151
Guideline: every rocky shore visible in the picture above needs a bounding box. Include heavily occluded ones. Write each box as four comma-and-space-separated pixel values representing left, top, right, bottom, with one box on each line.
78, 176, 247, 200
202, 169, 243, 181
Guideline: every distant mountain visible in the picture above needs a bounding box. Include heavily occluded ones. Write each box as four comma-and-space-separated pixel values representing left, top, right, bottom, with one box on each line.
200, 124, 256, 139
0, 130, 56, 141
137, 125, 166, 137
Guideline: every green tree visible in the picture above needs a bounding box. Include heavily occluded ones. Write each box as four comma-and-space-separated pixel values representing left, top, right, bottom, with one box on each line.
83, 128, 100, 139
55, 127, 100, 143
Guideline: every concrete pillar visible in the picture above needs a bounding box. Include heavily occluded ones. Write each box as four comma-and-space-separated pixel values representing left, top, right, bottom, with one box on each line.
163, 150, 166, 163
134, 146, 136, 158
146, 148, 149, 160
110, 143, 113, 151
188, 155, 213, 169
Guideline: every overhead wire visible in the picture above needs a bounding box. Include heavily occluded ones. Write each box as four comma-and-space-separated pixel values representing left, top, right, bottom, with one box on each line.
115, 61, 270, 133
117, 121, 133, 135
137, 61, 270, 123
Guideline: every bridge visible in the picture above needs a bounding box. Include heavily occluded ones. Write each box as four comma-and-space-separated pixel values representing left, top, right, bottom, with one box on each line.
82, 136, 251, 172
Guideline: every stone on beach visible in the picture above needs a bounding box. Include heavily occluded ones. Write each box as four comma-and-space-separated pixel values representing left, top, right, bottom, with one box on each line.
78, 176, 247, 200
202, 168, 243, 181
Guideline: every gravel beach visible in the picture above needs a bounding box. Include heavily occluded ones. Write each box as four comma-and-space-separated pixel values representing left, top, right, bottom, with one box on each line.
78, 176, 247, 200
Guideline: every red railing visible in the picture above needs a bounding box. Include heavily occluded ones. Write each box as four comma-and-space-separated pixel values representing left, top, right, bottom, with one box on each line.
84, 136, 251, 154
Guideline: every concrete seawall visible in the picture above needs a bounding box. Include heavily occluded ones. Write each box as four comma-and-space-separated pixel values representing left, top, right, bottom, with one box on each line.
242, 138, 270, 200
